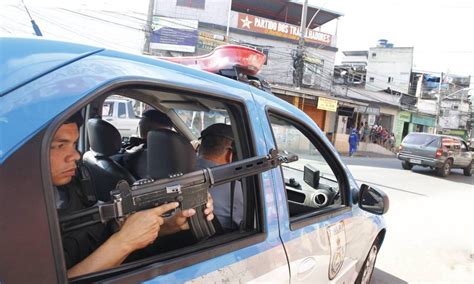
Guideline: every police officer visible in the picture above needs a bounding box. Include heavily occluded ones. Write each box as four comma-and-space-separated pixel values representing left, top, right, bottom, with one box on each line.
196, 124, 243, 231
52, 112, 213, 278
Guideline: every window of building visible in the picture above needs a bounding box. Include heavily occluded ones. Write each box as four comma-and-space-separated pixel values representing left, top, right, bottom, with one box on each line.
177, 0, 205, 9
267, 113, 347, 226
369, 77, 375, 82
388, 77, 393, 83
372, 52, 377, 57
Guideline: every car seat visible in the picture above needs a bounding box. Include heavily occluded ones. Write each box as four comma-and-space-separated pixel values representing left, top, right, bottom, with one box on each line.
83, 118, 136, 201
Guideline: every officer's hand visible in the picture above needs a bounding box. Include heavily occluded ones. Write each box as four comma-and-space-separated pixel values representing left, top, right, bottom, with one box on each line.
161, 194, 214, 235
114, 202, 179, 251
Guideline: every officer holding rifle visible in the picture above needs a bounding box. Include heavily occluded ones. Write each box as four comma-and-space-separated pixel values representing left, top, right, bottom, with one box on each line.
51, 112, 214, 278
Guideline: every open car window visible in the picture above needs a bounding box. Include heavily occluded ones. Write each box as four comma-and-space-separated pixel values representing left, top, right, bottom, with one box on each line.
53, 86, 264, 282
268, 114, 344, 221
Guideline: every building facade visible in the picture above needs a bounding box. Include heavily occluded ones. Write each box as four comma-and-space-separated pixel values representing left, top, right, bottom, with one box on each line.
366, 42, 413, 95
151, 0, 343, 133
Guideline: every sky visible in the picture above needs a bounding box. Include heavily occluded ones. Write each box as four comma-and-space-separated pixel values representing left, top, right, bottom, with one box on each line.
318, 0, 474, 76
2, 0, 473, 76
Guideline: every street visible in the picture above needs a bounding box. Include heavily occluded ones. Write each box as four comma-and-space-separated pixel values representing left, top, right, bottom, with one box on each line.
341, 156, 474, 284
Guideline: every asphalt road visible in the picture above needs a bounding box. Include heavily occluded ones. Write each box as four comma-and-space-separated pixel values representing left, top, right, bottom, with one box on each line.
341, 156, 474, 284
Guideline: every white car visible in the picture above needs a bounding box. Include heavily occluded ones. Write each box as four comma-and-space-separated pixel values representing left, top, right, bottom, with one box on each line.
102, 97, 140, 138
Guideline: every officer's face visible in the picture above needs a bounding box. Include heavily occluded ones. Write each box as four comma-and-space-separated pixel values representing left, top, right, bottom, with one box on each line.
50, 123, 81, 186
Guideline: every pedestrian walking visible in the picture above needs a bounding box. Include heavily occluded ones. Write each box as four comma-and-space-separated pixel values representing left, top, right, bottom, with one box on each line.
348, 129, 359, 157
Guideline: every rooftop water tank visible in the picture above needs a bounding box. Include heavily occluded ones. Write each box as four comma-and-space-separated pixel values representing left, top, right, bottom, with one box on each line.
377, 39, 388, 47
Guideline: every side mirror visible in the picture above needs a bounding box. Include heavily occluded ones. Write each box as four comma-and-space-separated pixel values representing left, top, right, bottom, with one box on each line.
358, 184, 389, 215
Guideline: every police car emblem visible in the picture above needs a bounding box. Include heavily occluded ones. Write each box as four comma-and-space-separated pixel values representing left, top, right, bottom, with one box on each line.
327, 221, 346, 280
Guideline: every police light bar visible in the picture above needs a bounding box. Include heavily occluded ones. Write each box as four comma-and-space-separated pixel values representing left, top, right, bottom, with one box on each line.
159, 45, 266, 75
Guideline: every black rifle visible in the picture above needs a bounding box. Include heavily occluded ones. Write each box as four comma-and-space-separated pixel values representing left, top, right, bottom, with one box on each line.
59, 149, 297, 241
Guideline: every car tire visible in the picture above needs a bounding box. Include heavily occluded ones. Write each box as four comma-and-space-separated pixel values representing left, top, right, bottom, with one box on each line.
355, 238, 380, 284
463, 162, 472, 176
401, 161, 412, 170
437, 159, 452, 177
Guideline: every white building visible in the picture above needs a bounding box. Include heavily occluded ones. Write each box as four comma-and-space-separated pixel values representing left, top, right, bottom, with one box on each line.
341, 50, 368, 70
366, 43, 414, 95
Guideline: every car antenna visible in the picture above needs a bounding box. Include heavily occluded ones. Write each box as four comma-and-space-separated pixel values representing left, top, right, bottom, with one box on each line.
21, 0, 43, 36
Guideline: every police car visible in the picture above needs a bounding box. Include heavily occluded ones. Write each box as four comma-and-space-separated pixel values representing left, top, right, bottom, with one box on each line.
0, 37, 388, 283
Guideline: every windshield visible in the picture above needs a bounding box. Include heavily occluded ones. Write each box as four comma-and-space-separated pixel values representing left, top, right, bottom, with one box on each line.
403, 134, 439, 146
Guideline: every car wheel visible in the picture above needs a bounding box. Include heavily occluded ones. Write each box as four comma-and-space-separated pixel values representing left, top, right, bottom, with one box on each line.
401, 161, 412, 170
463, 162, 472, 176
356, 239, 380, 284
437, 159, 452, 177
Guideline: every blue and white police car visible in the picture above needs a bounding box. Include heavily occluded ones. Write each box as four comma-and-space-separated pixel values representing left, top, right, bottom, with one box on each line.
0, 37, 388, 283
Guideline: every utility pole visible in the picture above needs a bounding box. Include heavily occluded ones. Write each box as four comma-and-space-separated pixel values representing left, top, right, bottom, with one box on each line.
293, 0, 308, 88
434, 72, 443, 134
225, 0, 233, 41
143, 0, 155, 55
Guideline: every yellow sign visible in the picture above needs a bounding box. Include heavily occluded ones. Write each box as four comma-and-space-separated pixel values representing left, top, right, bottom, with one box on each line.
317, 97, 338, 112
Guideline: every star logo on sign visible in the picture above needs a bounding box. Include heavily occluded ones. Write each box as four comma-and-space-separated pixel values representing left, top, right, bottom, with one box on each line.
240, 16, 252, 29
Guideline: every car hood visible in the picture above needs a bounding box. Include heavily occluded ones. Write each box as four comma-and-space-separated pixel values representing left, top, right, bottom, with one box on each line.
0, 37, 103, 96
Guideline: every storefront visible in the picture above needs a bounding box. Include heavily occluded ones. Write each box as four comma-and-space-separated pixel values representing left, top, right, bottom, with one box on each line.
394, 111, 411, 146
271, 86, 338, 132
354, 105, 380, 129
411, 114, 435, 134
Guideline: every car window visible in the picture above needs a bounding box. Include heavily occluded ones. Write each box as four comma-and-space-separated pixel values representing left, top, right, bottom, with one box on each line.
403, 134, 438, 145
453, 140, 461, 150
127, 100, 137, 118
55, 88, 264, 281
118, 102, 126, 118
102, 102, 113, 117
460, 141, 468, 151
442, 138, 453, 149
268, 114, 344, 220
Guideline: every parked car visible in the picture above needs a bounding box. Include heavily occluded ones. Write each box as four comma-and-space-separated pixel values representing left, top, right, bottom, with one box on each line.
102, 97, 140, 138
0, 37, 388, 283
398, 133, 473, 177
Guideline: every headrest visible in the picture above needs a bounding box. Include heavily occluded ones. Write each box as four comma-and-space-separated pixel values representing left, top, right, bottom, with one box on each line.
147, 129, 196, 179
87, 118, 122, 156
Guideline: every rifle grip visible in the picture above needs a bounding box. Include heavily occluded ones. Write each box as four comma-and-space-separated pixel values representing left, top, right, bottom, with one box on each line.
189, 204, 215, 241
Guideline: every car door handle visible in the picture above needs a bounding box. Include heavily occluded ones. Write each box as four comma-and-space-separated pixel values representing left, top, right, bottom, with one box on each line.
105, 118, 113, 121
296, 256, 317, 279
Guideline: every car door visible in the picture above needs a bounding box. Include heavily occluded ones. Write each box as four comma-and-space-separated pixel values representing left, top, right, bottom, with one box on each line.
1, 42, 292, 282
251, 90, 382, 283
458, 141, 472, 167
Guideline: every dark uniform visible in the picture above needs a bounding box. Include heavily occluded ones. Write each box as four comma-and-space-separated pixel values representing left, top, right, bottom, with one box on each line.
56, 176, 113, 269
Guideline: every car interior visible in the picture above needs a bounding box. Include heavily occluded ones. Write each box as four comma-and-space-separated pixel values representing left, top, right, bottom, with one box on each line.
53, 84, 346, 280
268, 114, 343, 219
56, 85, 266, 280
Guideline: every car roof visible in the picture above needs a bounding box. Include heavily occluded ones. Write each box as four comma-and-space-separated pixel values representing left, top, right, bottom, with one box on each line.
406, 132, 464, 141
0, 37, 104, 96
0, 37, 264, 164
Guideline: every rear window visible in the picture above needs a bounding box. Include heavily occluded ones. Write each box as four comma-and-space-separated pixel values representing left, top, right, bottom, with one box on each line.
403, 134, 439, 146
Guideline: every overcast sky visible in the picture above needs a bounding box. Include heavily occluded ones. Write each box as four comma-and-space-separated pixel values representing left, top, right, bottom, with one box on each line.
3, 0, 473, 76
318, 0, 473, 76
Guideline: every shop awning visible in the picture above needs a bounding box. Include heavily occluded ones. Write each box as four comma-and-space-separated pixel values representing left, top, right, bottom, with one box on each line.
271, 85, 368, 107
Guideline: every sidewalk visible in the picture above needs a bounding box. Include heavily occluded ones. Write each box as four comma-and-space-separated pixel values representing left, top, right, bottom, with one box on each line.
340, 150, 397, 158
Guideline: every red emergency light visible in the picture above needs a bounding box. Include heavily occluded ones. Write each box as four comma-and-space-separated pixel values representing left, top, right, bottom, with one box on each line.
159, 45, 266, 76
